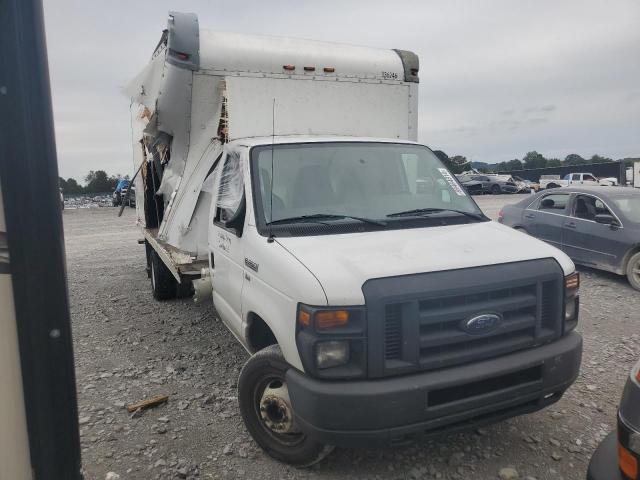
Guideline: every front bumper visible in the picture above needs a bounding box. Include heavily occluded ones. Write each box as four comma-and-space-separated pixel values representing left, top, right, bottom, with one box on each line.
287, 332, 582, 447
587, 432, 624, 480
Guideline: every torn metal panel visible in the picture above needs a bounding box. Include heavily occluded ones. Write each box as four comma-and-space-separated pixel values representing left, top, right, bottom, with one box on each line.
126, 11, 419, 259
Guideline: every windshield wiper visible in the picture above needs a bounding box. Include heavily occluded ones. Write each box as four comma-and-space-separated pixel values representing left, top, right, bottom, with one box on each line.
386, 208, 485, 220
268, 213, 387, 227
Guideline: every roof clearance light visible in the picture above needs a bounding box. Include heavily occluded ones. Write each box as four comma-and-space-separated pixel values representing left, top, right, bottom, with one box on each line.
283, 64, 295, 71
323, 67, 335, 73
304, 66, 315, 72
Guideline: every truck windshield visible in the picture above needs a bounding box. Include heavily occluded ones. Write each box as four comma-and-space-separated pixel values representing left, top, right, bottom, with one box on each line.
251, 142, 482, 228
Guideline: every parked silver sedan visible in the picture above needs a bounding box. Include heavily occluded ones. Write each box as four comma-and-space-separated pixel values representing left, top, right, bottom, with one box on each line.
498, 187, 640, 290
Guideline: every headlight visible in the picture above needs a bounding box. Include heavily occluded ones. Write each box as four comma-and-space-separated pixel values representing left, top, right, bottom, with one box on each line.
296, 304, 366, 379
563, 272, 580, 333
316, 341, 349, 369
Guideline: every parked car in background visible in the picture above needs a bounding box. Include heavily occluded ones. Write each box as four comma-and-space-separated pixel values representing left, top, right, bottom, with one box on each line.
499, 186, 640, 290
512, 175, 538, 193
539, 173, 616, 190
455, 174, 484, 195
456, 174, 518, 194
587, 359, 640, 480
112, 179, 135, 207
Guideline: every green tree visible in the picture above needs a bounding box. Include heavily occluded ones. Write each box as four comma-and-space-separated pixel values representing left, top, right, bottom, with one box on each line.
590, 154, 612, 163
433, 150, 468, 174
523, 151, 547, 169
506, 159, 523, 171
564, 154, 586, 166
65, 178, 83, 194
449, 155, 469, 174
84, 170, 113, 193
546, 158, 562, 167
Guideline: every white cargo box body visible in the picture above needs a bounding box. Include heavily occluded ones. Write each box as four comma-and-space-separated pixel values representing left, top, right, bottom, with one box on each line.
126, 12, 419, 261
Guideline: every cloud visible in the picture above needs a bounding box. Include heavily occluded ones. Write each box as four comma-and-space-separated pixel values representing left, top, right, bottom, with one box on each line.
43, 0, 640, 179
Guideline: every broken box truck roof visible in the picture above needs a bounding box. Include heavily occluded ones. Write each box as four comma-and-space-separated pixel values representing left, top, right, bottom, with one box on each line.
126, 11, 419, 257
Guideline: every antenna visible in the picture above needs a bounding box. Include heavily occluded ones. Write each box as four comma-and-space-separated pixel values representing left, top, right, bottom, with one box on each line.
268, 98, 275, 242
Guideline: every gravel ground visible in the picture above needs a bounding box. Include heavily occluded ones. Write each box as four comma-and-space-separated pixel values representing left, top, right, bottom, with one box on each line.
66, 195, 639, 480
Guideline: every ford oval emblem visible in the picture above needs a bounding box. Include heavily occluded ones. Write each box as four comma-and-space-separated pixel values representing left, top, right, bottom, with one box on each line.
463, 313, 502, 335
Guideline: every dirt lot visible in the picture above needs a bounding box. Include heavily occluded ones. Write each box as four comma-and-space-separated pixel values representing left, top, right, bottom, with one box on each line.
65, 195, 639, 480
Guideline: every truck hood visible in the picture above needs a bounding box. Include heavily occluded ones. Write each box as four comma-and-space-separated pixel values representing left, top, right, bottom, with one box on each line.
276, 221, 574, 305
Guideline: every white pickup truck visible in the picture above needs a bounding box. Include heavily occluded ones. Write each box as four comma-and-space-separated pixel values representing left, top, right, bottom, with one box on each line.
540, 172, 617, 189
126, 12, 583, 466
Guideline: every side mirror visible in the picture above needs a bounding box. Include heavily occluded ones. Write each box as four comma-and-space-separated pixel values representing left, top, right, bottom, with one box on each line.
594, 213, 618, 227
224, 194, 246, 236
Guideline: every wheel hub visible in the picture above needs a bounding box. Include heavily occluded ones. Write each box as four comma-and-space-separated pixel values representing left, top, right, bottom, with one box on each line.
259, 380, 299, 434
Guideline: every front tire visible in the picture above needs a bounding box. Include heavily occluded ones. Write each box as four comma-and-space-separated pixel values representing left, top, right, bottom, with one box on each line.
626, 252, 640, 291
238, 345, 333, 467
491, 184, 501, 195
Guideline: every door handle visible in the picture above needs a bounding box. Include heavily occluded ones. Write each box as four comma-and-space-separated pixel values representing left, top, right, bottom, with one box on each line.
566, 222, 577, 229
524, 213, 535, 219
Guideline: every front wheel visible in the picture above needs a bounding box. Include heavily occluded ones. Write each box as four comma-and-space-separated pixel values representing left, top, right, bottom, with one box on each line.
626, 252, 640, 291
238, 345, 333, 467
491, 184, 501, 195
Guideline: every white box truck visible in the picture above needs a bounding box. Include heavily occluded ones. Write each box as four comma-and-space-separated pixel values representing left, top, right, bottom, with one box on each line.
126, 12, 582, 466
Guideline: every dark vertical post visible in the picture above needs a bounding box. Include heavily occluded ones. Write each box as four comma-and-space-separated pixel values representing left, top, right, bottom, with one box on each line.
0, 0, 82, 478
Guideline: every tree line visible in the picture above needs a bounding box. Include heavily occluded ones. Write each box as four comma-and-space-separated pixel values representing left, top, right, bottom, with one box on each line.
433, 150, 633, 175
59, 170, 129, 195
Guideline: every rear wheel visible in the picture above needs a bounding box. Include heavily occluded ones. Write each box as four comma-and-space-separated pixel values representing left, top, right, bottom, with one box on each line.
491, 184, 501, 195
150, 250, 177, 300
626, 252, 640, 291
238, 345, 333, 467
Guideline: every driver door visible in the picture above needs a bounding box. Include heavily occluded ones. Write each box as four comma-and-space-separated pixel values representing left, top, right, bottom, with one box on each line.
209, 148, 246, 339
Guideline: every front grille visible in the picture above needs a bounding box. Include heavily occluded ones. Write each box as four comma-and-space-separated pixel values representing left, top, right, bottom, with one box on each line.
384, 304, 402, 360
364, 259, 564, 378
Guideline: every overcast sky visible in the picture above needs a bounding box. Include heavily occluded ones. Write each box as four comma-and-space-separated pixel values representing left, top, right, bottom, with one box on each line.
44, 0, 640, 182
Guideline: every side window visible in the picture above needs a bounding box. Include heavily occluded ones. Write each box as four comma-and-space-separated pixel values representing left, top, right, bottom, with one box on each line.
571, 174, 581, 181
583, 174, 596, 182
538, 194, 569, 213
573, 194, 612, 221
214, 151, 244, 224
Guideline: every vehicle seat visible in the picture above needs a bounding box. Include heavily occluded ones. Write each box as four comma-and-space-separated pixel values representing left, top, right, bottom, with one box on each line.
291, 165, 335, 208
575, 197, 597, 220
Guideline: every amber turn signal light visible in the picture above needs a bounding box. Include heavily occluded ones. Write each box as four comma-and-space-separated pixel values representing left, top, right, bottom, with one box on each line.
565, 272, 580, 292
619, 442, 638, 479
315, 310, 349, 329
298, 310, 311, 327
